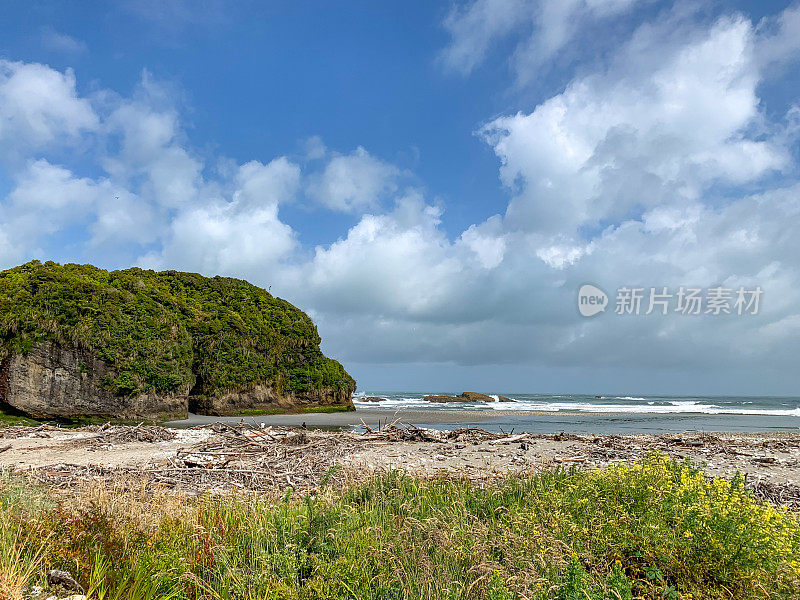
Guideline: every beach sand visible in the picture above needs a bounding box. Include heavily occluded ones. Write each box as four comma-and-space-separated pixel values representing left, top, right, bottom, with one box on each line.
1, 421, 798, 506
165, 407, 800, 435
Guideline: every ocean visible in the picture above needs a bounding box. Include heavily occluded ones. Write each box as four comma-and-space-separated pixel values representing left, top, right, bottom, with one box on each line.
352, 392, 800, 434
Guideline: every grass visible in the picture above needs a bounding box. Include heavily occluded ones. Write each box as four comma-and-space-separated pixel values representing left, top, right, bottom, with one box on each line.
0, 408, 40, 427
1, 455, 798, 599
0, 407, 169, 428
0, 404, 352, 427
298, 405, 355, 414
225, 405, 355, 417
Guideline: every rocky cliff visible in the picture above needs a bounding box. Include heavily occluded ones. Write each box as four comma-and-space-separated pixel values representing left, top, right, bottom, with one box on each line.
0, 341, 187, 420
0, 261, 355, 420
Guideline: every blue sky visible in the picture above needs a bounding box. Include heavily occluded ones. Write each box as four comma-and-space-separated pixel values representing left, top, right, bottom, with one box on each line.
1, 1, 514, 242
1, 0, 800, 394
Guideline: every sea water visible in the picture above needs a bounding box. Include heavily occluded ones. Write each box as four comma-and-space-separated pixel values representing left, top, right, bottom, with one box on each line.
352, 392, 800, 434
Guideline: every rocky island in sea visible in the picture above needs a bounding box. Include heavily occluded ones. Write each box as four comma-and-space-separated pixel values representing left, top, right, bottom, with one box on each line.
0, 260, 355, 421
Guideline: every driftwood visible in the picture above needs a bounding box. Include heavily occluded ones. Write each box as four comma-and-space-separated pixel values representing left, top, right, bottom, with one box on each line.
3, 423, 799, 508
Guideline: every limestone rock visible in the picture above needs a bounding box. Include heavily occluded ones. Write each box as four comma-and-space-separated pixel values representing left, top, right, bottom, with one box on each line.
189, 385, 354, 416
0, 343, 186, 421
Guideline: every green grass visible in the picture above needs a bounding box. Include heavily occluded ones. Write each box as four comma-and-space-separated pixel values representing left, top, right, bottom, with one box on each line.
1, 455, 798, 599
299, 405, 355, 414
0, 407, 41, 426
228, 405, 355, 417
0, 407, 176, 428
0, 260, 355, 400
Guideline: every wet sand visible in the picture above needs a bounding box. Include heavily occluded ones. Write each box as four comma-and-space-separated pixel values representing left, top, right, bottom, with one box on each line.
164, 409, 497, 430
164, 408, 800, 435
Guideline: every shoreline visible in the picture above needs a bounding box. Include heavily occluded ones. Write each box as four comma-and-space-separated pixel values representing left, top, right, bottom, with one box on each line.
163, 408, 800, 434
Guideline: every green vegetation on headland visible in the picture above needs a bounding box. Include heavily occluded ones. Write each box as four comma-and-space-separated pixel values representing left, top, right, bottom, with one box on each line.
0, 261, 355, 399
232, 405, 354, 417
0, 406, 39, 427
0, 403, 354, 427
2, 455, 799, 599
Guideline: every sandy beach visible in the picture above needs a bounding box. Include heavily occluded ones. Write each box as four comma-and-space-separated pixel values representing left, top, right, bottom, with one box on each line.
2, 421, 798, 506
165, 406, 800, 435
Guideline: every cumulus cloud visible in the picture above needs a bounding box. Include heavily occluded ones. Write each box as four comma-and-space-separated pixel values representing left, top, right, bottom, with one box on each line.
3, 160, 102, 251
102, 78, 203, 210
481, 14, 786, 234
146, 157, 302, 280
291, 4, 800, 375
307, 147, 400, 212
0, 60, 98, 154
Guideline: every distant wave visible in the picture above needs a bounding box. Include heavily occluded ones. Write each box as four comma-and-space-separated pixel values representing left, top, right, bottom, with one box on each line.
352, 394, 800, 417
482, 402, 800, 416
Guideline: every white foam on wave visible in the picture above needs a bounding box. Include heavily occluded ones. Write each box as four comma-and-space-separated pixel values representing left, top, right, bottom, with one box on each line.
484, 401, 800, 416
353, 395, 800, 417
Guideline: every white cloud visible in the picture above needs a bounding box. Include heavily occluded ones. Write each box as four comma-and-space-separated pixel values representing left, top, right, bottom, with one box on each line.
144, 157, 301, 280
103, 83, 202, 209
440, 0, 530, 75
292, 192, 463, 317
307, 147, 400, 212
4, 160, 98, 239
0, 60, 98, 153
40, 28, 88, 55
304, 135, 327, 160
0, 159, 156, 260
146, 202, 297, 280
755, 2, 800, 71
459, 216, 507, 269
440, 0, 645, 80
234, 158, 301, 208
481, 15, 786, 234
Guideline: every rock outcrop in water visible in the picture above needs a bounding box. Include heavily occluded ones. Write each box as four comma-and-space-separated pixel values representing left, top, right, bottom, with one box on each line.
0, 261, 355, 420
423, 392, 515, 403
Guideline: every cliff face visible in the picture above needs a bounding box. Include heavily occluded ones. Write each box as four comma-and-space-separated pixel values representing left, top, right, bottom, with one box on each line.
0, 261, 355, 420
0, 342, 187, 420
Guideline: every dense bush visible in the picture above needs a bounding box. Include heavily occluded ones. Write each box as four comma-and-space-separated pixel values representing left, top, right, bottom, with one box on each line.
0, 261, 355, 397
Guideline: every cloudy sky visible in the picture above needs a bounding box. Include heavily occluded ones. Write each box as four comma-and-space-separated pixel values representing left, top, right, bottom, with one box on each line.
1, 1, 799, 395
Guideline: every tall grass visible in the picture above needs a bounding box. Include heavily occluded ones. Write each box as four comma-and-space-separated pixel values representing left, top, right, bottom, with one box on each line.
0, 478, 49, 600
1, 455, 798, 600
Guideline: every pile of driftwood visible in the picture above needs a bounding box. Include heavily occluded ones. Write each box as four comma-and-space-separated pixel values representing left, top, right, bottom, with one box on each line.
6, 422, 800, 508
750, 480, 800, 507
79, 423, 177, 447
146, 423, 362, 492
0, 423, 64, 439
